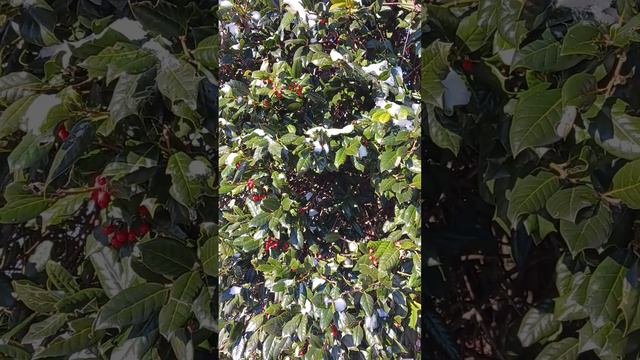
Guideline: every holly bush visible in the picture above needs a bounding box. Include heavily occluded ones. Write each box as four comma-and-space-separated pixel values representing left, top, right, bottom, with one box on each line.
218, 0, 421, 358
0, 0, 218, 359
426, 0, 640, 359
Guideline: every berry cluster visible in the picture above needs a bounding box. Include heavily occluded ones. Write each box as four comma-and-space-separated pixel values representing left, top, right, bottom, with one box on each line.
264, 237, 288, 252
91, 175, 111, 209
287, 81, 303, 97
102, 206, 151, 249
368, 247, 378, 267
251, 193, 266, 202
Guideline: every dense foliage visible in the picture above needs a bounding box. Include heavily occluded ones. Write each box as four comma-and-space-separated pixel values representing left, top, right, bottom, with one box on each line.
218, 0, 421, 358
0, 0, 218, 359
426, 0, 640, 359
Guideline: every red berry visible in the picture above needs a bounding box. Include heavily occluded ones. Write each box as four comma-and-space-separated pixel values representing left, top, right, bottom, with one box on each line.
297, 87, 302, 97
57, 124, 69, 141
102, 224, 115, 235
331, 324, 338, 337
247, 179, 255, 190
127, 230, 137, 242
283, 242, 289, 251
368, 255, 375, 261
92, 190, 110, 209
94, 175, 107, 187
235, 162, 241, 169
263, 99, 270, 108
368, 248, 374, 254
462, 59, 474, 72
138, 205, 150, 217
373, 260, 379, 267
136, 223, 150, 236
114, 230, 127, 246
319, 18, 327, 25
252, 194, 261, 202
299, 207, 305, 214
111, 236, 125, 249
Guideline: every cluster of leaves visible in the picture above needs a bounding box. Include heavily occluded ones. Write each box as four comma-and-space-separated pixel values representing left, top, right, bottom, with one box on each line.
426, 0, 640, 359
218, 0, 421, 358
0, 0, 219, 359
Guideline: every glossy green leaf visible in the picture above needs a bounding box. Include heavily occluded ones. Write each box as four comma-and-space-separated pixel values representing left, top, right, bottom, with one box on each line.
40, 193, 87, 231
200, 237, 217, 277
157, 61, 200, 110
89, 246, 138, 298
535, 337, 578, 360
561, 23, 601, 56
95, 283, 168, 330
7, 133, 52, 174
591, 100, 640, 160
456, 12, 487, 52
0, 95, 36, 139
80, 42, 156, 79
137, 238, 196, 278
158, 271, 203, 339
0, 72, 42, 105
428, 107, 461, 155
559, 205, 612, 256
22, 314, 67, 344
0, 197, 49, 224
166, 152, 206, 207
517, 307, 561, 347
513, 31, 584, 72
510, 86, 569, 155
33, 322, 103, 359
546, 186, 598, 222
607, 158, 640, 208
507, 172, 559, 225
12, 281, 62, 313
45, 260, 80, 293
585, 257, 626, 327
